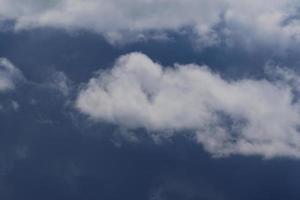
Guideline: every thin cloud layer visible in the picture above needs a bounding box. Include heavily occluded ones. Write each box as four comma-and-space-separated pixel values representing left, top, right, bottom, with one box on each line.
76, 52, 300, 158
0, 58, 23, 92
0, 0, 300, 48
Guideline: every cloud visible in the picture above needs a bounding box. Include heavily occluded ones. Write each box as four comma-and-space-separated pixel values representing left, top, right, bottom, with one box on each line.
45, 70, 71, 97
0, 58, 24, 92
76, 52, 300, 158
0, 0, 300, 48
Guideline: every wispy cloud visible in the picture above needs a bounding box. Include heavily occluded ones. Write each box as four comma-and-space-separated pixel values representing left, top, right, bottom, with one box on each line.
0, 0, 300, 48
0, 58, 24, 92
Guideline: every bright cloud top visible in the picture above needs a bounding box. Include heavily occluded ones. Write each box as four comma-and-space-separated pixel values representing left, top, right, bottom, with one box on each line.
0, 58, 23, 92
0, 0, 300, 47
76, 52, 300, 158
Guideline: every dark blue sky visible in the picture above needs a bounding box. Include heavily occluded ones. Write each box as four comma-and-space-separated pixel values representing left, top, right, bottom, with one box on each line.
3, 1, 300, 199
1, 26, 300, 200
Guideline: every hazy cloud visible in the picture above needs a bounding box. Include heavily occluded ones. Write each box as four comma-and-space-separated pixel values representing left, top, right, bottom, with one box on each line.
46, 70, 71, 97
0, 58, 23, 92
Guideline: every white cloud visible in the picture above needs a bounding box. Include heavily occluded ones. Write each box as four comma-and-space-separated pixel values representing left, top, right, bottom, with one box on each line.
0, 58, 23, 92
76, 52, 300, 158
0, 0, 300, 48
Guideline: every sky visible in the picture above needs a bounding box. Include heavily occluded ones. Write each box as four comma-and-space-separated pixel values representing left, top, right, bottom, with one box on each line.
1, 0, 300, 199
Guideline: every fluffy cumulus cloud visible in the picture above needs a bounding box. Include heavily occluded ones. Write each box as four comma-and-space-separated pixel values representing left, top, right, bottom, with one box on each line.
76, 52, 300, 158
0, 58, 23, 92
0, 0, 300, 47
